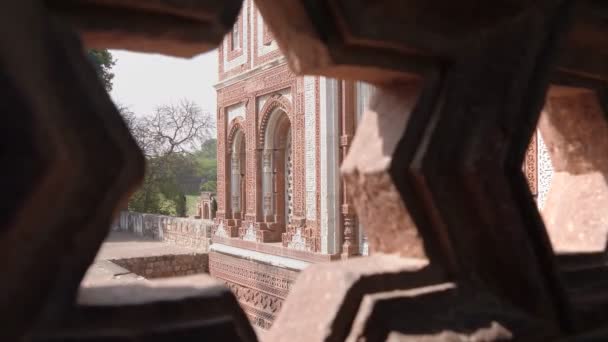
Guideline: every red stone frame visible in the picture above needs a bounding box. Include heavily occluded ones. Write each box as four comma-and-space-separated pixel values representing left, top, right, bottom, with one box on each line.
226, 13, 244, 61
255, 95, 294, 242
218, 117, 247, 237
253, 7, 282, 68
218, 0, 251, 81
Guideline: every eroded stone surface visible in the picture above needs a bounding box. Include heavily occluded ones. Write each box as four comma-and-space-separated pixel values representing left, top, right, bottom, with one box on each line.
33, 275, 258, 341
347, 283, 557, 342
341, 82, 426, 258
540, 88, 608, 253
265, 254, 442, 342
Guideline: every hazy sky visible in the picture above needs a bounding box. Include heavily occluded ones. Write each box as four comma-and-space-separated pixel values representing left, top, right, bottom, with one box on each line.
109, 49, 218, 118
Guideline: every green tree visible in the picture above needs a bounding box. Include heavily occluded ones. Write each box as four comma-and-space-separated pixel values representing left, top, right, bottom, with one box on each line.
123, 100, 215, 216
196, 139, 217, 193
87, 49, 116, 92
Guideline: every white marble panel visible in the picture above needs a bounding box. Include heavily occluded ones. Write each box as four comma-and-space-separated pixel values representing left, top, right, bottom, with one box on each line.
319, 77, 340, 254
227, 102, 246, 123
256, 88, 292, 112
304, 76, 317, 221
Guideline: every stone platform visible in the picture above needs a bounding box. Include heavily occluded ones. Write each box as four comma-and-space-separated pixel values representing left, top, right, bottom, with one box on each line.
82, 231, 208, 287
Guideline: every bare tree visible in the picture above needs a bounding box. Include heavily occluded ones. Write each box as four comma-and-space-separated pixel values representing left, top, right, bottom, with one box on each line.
116, 102, 136, 130
137, 99, 214, 157
117, 99, 215, 216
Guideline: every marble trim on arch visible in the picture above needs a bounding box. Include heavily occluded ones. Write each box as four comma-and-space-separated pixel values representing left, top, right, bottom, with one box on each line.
227, 118, 246, 151
257, 94, 293, 148
218, 63, 295, 107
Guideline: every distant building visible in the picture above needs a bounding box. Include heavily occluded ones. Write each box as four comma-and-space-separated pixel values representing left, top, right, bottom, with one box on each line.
209, 0, 553, 329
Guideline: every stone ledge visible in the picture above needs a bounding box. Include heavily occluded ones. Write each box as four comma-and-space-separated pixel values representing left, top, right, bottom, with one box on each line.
212, 236, 339, 263
111, 253, 209, 279
210, 243, 310, 271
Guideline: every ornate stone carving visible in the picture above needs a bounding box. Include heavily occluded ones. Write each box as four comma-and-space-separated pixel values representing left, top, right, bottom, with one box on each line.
223, 281, 283, 329
253, 6, 282, 67
258, 94, 293, 147
287, 228, 308, 251
227, 119, 245, 147
536, 131, 554, 209
341, 212, 357, 258
304, 76, 317, 221
218, 0, 252, 80
523, 132, 538, 197
243, 223, 257, 242
214, 222, 229, 238
209, 251, 298, 328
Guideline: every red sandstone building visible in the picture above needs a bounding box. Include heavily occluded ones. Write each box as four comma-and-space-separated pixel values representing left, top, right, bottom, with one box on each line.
208, 0, 554, 328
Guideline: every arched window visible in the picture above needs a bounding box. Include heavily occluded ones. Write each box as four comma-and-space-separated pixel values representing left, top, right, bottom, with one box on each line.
261, 109, 292, 231
230, 129, 246, 219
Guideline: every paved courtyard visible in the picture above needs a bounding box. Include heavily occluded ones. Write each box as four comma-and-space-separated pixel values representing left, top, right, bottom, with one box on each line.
81, 231, 199, 287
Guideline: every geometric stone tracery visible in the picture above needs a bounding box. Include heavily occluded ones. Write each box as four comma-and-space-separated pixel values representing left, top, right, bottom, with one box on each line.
4, 0, 608, 339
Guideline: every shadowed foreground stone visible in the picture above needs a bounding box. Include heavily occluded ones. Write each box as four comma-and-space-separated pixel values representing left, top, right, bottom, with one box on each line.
347, 283, 557, 342
265, 254, 444, 342
47, 0, 244, 57
30, 275, 258, 341
539, 88, 608, 253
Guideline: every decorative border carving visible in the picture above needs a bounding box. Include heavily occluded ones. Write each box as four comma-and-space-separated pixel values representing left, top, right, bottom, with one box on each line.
218, 0, 252, 81
209, 251, 299, 328
212, 236, 339, 262
536, 130, 554, 209
223, 281, 280, 329
253, 7, 282, 67
523, 132, 538, 197
313, 77, 321, 252
227, 118, 246, 149
218, 64, 295, 106
258, 94, 293, 147
216, 107, 227, 219
226, 13, 244, 61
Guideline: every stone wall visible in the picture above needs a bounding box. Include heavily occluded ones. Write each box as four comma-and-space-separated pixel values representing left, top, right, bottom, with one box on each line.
209, 248, 302, 329
114, 211, 213, 251
112, 254, 209, 279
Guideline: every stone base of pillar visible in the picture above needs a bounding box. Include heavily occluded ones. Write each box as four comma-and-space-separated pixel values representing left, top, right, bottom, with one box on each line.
254, 222, 283, 242
341, 242, 359, 260
225, 219, 241, 237
282, 221, 317, 252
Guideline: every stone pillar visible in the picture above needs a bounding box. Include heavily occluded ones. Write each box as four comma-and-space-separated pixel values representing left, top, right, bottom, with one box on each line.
230, 152, 241, 219
215, 107, 228, 222
340, 80, 358, 259
539, 87, 608, 253
262, 149, 274, 220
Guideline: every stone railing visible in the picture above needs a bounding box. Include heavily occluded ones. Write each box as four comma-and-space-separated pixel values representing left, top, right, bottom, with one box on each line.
113, 211, 214, 252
